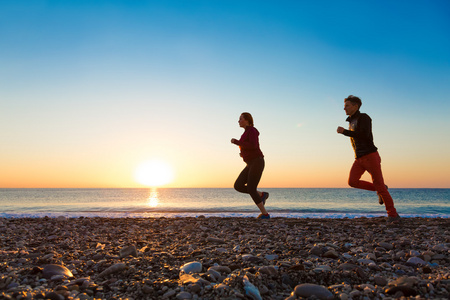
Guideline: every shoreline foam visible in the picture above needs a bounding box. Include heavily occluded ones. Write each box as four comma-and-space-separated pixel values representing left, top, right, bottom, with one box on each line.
1, 212, 449, 219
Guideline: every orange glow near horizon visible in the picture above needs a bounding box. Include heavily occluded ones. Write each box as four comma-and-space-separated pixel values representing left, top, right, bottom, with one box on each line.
0, 159, 448, 189
0, 148, 449, 189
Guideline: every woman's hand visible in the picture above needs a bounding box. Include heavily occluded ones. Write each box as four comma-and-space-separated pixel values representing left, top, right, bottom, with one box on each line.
231, 138, 238, 144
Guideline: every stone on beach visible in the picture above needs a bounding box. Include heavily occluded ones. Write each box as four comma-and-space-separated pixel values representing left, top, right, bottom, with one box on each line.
208, 265, 231, 274
42, 264, 74, 280
357, 258, 376, 266
176, 291, 193, 299
206, 268, 221, 281
206, 236, 226, 244
406, 256, 427, 266
389, 276, 419, 288
242, 254, 263, 263
119, 245, 137, 258
309, 245, 323, 256
294, 283, 333, 300
97, 263, 127, 277
323, 249, 339, 258
259, 265, 278, 276
179, 273, 210, 286
385, 285, 418, 297
243, 275, 262, 300
180, 261, 202, 274
313, 265, 332, 273
378, 241, 394, 250
265, 254, 279, 261
338, 263, 358, 271
374, 275, 388, 286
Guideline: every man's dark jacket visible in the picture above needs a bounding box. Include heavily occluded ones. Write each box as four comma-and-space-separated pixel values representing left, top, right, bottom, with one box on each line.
342, 110, 378, 158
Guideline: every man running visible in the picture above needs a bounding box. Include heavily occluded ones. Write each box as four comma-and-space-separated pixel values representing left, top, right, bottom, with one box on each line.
337, 95, 400, 223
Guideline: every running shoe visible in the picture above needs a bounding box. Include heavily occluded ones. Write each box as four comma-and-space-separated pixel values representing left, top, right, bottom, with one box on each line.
378, 185, 388, 205
386, 214, 401, 224
257, 214, 270, 219
261, 192, 269, 206
378, 194, 384, 205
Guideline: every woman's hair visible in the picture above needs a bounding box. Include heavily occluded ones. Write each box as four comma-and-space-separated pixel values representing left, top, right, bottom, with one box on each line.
241, 112, 254, 126
344, 95, 362, 109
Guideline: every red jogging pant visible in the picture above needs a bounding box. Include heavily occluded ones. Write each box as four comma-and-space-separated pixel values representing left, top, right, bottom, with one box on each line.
348, 151, 398, 217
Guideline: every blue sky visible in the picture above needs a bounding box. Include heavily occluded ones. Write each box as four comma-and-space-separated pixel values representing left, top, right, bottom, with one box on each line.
1, 0, 449, 188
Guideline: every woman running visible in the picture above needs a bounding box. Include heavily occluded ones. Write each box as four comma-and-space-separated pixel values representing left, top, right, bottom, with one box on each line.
231, 112, 270, 219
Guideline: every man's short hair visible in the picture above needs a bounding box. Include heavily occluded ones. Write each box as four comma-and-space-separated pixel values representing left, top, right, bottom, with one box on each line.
345, 95, 362, 109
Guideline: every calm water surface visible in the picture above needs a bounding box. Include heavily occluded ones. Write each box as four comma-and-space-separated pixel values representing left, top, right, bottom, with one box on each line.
0, 188, 449, 218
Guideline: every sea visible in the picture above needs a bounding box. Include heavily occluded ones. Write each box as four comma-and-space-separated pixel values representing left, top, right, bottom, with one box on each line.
0, 188, 449, 219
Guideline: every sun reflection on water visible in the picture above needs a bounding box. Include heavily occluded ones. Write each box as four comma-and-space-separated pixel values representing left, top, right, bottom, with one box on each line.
147, 189, 159, 208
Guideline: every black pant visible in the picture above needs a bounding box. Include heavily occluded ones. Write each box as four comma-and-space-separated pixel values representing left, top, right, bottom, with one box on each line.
234, 157, 265, 204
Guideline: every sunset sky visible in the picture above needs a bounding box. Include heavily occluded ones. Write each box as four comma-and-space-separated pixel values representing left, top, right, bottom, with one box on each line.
1, 0, 449, 188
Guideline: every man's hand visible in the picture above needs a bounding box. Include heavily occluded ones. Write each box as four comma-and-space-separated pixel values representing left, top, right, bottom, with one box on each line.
231, 138, 238, 144
337, 126, 345, 134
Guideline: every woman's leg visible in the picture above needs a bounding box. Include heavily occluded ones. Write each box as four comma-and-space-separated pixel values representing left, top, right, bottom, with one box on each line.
234, 157, 267, 214
256, 201, 269, 215
234, 165, 249, 193
246, 157, 265, 205
234, 158, 265, 203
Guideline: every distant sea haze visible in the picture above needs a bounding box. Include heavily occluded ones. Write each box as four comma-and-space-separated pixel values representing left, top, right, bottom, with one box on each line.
0, 188, 449, 218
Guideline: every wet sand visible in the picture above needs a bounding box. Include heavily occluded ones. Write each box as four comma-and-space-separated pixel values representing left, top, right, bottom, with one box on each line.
0, 216, 449, 299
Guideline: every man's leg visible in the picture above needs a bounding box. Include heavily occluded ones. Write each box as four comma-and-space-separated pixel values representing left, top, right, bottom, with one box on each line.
348, 159, 376, 191
364, 152, 398, 217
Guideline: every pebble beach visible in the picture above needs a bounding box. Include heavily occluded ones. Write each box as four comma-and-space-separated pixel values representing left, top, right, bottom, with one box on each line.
0, 217, 449, 300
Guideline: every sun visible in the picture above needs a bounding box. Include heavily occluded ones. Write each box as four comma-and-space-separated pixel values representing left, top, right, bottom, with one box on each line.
134, 159, 174, 187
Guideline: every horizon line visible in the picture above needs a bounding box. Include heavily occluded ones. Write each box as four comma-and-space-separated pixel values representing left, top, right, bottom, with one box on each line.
1, 186, 449, 189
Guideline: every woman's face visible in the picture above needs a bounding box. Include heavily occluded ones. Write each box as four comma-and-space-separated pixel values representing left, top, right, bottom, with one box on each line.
238, 114, 249, 128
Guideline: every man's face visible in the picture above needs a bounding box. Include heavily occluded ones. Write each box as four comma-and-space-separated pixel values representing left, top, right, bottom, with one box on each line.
344, 101, 359, 116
